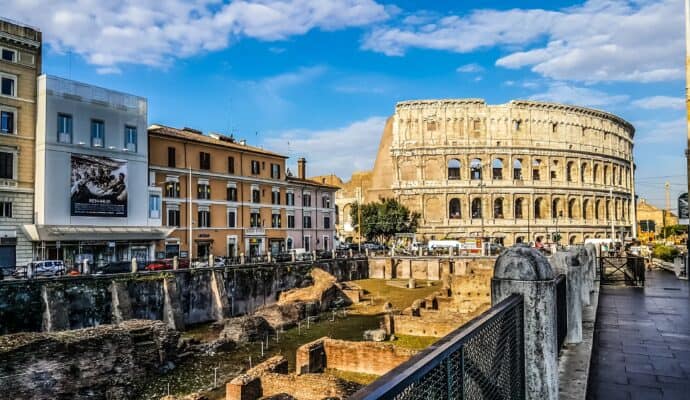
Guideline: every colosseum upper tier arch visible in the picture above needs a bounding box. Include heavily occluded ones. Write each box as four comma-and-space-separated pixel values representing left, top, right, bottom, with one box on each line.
340, 99, 636, 246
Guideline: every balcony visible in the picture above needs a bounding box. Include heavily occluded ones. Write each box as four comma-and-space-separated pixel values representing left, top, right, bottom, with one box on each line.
245, 227, 265, 236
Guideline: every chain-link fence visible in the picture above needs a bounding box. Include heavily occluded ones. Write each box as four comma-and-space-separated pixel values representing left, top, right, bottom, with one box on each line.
351, 294, 525, 400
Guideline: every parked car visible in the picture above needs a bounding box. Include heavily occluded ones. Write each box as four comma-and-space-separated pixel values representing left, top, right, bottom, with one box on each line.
0, 265, 15, 280
14, 260, 66, 278
316, 250, 333, 260
362, 242, 386, 251
145, 258, 190, 271
273, 252, 293, 262
95, 261, 133, 274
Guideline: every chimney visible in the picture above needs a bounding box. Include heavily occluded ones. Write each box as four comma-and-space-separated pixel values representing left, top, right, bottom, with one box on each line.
297, 158, 306, 179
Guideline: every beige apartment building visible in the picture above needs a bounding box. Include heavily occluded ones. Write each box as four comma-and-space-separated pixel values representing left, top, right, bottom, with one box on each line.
0, 18, 41, 267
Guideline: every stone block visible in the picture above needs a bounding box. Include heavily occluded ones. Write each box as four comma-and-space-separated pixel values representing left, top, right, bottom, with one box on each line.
363, 329, 387, 342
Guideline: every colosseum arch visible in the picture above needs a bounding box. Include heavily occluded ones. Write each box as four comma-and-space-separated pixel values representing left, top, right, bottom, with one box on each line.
470, 158, 482, 180
595, 199, 602, 220
471, 198, 482, 218
605, 199, 611, 220
514, 197, 525, 219
492, 159, 504, 180
569, 235, 577, 245
551, 160, 560, 180
552, 197, 563, 219
447, 159, 461, 180
603, 165, 610, 185
513, 159, 523, 180
568, 198, 580, 219
493, 197, 505, 218
532, 159, 543, 181
582, 199, 591, 220
449, 198, 461, 219
534, 197, 546, 219
593, 164, 600, 184
566, 161, 577, 182
580, 163, 588, 183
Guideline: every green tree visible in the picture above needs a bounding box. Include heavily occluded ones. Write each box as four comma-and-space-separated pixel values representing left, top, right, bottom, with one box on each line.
350, 198, 420, 244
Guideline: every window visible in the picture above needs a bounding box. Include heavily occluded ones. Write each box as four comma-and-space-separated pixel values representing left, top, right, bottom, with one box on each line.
165, 181, 180, 198
471, 198, 482, 219
324, 216, 331, 229
513, 159, 523, 180
272, 189, 280, 205
304, 236, 311, 252
91, 120, 105, 147
198, 209, 210, 228
149, 195, 160, 218
199, 152, 211, 170
534, 198, 544, 219
287, 214, 295, 228
492, 159, 503, 180
252, 187, 260, 203
303, 193, 312, 207
124, 125, 137, 152
250, 210, 261, 227
227, 186, 238, 201
167, 208, 180, 227
197, 182, 210, 200
448, 159, 461, 180
251, 160, 260, 175
0, 152, 13, 179
57, 113, 72, 143
271, 163, 280, 179
0, 110, 14, 134
228, 157, 235, 174
272, 213, 281, 228
1, 75, 15, 96
286, 192, 295, 206
322, 196, 330, 208
168, 147, 176, 168
493, 198, 504, 219
1, 49, 15, 62
303, 215, 312, 228
449, 198, 461, 219
532, 160, 541, 181
470, 159, 482, 180
552, 199, 561, 219
0, 201, 12, 218
514, 198, 523, 219
228, 209, 236, 228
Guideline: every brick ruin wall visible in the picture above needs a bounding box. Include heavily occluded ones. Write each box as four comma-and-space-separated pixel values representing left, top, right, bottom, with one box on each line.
368, 256, 495, 280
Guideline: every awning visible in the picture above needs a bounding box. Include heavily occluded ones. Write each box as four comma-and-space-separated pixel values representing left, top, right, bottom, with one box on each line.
21, 225, 175, 242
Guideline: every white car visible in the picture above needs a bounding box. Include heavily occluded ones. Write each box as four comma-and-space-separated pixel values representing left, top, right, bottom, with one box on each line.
30, 260, 66, 277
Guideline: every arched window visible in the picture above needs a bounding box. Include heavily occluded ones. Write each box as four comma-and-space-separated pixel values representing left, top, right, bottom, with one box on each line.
551, 160, 559, 180
470, 158, 482, 180
514, 197, 524, 219
447, 159, 461, 180
532, 159, 541, 181
580, 163, 588, 183
471, 198, 482, 219
595, 199, 601, 220
582, 199, 590, 220
566, 161, 575, 182
534, 198, 544, 219
513, 159, 523, 180
449, 198, 461, 219
493, 198, 504, 218
569, 236, 577, 245
593, 164, 600, 184
568, 198, 577, 219
552, 198, 562, 219
606, 200, 611, 220
492, 159, 504, 180
604, 165, 609, 185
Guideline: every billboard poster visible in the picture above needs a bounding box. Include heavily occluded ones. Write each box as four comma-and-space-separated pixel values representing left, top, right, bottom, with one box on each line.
70, 154, 128, 217
678, 193, 688, 221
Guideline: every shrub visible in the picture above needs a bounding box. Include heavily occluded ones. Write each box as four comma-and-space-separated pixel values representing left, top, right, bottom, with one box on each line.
652, 244, 679, 262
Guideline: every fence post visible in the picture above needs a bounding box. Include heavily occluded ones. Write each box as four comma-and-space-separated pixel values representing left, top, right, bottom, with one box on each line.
492, 245, 558, 400
209, 253, 214, 268
550, 249, 583, 344
131, 257, 138, 273
240, 252, 245, 265
349, 249, 353, 258
173, 256, 179, 270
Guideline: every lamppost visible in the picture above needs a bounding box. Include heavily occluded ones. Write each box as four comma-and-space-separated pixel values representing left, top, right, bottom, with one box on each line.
554, 211, 563, 245
478, 178, 486, 255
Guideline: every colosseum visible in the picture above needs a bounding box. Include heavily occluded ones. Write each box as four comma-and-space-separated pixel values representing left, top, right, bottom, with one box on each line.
331, 99, 636, 246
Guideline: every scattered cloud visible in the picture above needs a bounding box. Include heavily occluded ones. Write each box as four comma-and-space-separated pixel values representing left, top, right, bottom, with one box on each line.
631, 95, 684, 110
268, 47, 287, 54
262, 116, 387, 178
242, 65, 327, 107
456, 63, 484, 73
528, 82, 628, 108
4, 0, 390, 70
634, 117, 685, 143
363, 0, 683, 83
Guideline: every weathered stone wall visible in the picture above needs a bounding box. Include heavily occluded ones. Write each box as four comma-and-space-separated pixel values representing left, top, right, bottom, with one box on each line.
0, 258, 368, 334
0, 320, 179, 399
369, 256, 495, 281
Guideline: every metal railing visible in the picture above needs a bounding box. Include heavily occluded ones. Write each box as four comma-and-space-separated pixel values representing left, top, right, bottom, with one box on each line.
599, 256, 645, 286
351, 294, 525, 400
555, 274, 567, 352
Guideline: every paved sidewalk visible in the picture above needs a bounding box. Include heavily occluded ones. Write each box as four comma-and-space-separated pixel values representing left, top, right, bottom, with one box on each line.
586, 269, 690, 399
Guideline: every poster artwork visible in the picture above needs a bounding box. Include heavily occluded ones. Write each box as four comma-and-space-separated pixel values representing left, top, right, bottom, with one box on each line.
678, 193, 688, 221
70, 154, 128, 217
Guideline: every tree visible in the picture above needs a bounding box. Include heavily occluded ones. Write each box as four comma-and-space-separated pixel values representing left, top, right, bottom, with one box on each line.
350, 198, 420, 244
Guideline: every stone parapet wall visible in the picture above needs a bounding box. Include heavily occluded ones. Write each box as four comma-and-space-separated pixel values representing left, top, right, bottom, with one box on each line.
368, 256, 494, 281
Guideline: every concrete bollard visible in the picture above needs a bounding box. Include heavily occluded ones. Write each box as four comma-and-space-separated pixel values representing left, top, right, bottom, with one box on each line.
492, 245, 559, 400
267, 252, 272, 263
173, 256, 179, 270
573, 246, 592, 306
240, 253, 245, 265
208, 253, 214, 268
349, 249, 353, 258
131, 257, 138, 273
365, 248, 369, 257
550, 249, 583, 344
312, 250, 317, 261
332, 249, 336, 259
83, 259, 89, 275
408, 278, 416, 289
584, 244, 597, 296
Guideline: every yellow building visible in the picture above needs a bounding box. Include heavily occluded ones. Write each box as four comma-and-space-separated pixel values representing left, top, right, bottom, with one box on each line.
636, 199, 678, 242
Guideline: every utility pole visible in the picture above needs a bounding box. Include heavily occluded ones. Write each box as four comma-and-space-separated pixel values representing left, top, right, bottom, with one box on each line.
664, 181, 671, 240
188, 166, 193, 260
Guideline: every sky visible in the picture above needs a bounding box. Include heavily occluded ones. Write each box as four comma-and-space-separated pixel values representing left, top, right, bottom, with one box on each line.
4, 0, 687, 211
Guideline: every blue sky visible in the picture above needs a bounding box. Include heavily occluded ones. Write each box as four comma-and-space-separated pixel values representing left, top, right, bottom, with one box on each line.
5, 0, 687, 211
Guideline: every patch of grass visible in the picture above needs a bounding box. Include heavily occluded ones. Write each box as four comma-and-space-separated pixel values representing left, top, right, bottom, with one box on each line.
325, 368, 380, 386
350, 279, 440, 314
391, 334, 438, 351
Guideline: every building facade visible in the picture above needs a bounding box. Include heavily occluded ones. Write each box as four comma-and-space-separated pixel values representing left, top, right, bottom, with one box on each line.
148, 126, 338, 259
637, 198, 678, 241
23, 75, 169, 267
339, 99, 636, 246
0, 18, 41, 267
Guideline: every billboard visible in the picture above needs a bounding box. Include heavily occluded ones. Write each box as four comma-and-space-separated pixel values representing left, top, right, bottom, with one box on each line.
678, 193, 688, 222
70, 154, 128, 217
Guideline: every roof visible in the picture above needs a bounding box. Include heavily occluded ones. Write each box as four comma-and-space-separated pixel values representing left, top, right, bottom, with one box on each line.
148, 124, 288, 159
286, 176, 340, 190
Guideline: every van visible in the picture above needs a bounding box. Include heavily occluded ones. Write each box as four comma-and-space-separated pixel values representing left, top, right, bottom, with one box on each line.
15, 260, 66, 278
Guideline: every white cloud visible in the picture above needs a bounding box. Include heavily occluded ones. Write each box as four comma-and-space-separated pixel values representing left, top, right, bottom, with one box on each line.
631, 95, 684, 110
456, 63, 483, 73
4, 0, 390, 70
528, 82, 628, 108
634, 117, 685, 143
242, 65, 327, 107
363, 0, 683, 83
262, 116, 387, 178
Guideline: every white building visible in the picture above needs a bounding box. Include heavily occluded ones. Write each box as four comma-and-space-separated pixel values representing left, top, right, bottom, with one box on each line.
22, 75, 171, 267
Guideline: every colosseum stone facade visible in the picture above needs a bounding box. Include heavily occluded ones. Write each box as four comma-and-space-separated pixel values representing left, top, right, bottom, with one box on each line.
335, 99, 636, 246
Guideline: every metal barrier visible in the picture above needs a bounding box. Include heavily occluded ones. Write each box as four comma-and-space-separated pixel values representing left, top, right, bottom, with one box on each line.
351, 294, 525, 400
555, 274, 567, 352
599, 256, 645, 286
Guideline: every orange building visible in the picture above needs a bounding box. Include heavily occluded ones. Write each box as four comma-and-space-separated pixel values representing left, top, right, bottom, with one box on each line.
148, 125, 290, 259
